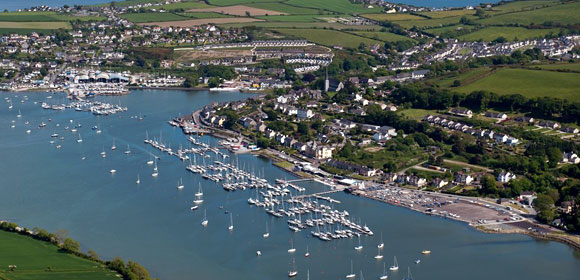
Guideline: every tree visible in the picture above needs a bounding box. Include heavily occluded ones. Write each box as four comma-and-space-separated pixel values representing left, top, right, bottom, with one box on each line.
128, 261, 152, 280
480, 175, 499, 197
88, 250, 100, 261
61, 238, 80, 253
546, 147, 562, 168
534, 193, 556, 223
207, 77, 220, 88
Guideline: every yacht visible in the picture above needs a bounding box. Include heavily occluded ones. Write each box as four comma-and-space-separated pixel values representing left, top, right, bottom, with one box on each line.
111, 139, 116, 150
414, 259, 421, 264
110, 169, 117, 174
374, 247, 383, 259
304, 245, 310, 258
389, 256, 399, 271
136, 175, 140, 184
201, 209, 208, 227
228, 213, 234, 231
77, 134, 83, 143
124, 144, 131, 154
177, 178, 184, 190
288, 239, 296, 253
421, 250, 431, 255
379, 263, 388, 280
190, 206, 199, 211
256, 250, 261, 256
346, 260, 356, 278
355, 236, 363, 251
263, 223, 270, 238
26, 130, 31, 134
195, 183, 203, 197
288, 258, 298, 278
377, 232, 384, 249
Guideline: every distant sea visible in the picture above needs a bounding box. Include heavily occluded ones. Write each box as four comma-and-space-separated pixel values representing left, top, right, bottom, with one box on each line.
4, 0, 110, 11
5, 0, 505, 11
388, 0, 502, 8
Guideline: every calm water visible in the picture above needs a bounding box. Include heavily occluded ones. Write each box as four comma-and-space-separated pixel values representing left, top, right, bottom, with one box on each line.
3, 0, 109, 11
1, 89, 579, 280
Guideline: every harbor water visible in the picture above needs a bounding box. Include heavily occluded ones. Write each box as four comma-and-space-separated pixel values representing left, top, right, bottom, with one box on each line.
1, 89, 579, 280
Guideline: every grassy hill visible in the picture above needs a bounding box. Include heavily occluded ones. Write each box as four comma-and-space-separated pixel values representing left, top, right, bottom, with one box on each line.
0, 230, 118, 280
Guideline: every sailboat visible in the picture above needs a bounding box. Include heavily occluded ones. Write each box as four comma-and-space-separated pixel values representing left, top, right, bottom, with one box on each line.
287, 238, 296, 253
77, 134, 83, 143
389, 256, 399, 271
374, 247, 383, 259
201, 209, 208, 227
124, 144, 131, 154
346, 260, 356, 278
100, 147, 106, 158
360, 270, 364, 280
304, 245, 310, 257
377, 232, 384, 249
16, 110, 21, 118
379, 263, 388, 280
152, 161, 159, 177
195, 183, 203, 197
136, 174, 140, 184
111, 139, 116, 150
355, 236, 363, 251
288, 258, 298, 278
263, 223, 270, 238
228, 213, 234, 231
177, 178, 184, 189
402, 267, 413, 280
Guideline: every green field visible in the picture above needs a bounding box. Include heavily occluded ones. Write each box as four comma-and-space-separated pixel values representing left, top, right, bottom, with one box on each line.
535, 63, 580, 72
394, 15, 477, 29
178, 12, 230, 19
477, 1, 580, 25
220, 21, 380, 30
246, 2, 328, 14
431, 67, 493, 88
255, 15, 335, 22
120, 12, 191, 22
454, 68, 580, 100
348, 31, 415, 42
0, 22, 71, 29
273, 28, 381, 48
419, 9, 475, 18
489, 0, 560, 13
153, 0, 213, 10
361, 13, 425, 21
458, 26, 560, 41
399, 108, 439, 120
207, 0, 281, 6
423, 24, 473, 36
284, 0, 381, 14
0, 231, 117, 280
0, 12, 103, 22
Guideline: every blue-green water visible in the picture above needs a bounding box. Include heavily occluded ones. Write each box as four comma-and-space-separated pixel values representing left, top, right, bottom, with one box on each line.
1, 89, 579, 280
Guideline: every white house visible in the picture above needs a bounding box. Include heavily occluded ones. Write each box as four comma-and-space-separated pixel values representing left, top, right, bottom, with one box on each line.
562, 152, 580, 164
497, 171, 516, 183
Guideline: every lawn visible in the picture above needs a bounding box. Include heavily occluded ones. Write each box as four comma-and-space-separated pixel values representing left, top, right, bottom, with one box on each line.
361, 13, 425, 21
220, 21, 381, 30
284, 0, 382, 14
458, 26, 560, 41
399, 108, 439, 120
0, 22, 70, 29
246, 2, 328, 14
178, 12, 230, 19
348, 31, 415, 42
477, 1, 580, 25
454, 68, 580, 100
152, 0, 213, 10
394, 15, 476, 29
423, 24, 473, 36
272, 28, 381, 48
0, 231, 117, 280
120, 12, 190, 23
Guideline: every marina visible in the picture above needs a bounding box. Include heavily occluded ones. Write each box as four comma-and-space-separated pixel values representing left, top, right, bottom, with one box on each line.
1, 89, 580, 280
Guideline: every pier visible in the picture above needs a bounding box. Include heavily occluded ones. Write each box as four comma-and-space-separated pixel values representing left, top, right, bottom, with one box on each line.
295, 189, 343, 200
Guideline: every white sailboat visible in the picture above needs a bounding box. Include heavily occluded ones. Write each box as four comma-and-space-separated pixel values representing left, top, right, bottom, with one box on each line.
263, 223, 270, 238
355, 236, 363, 251
304, 245, 310, 257
77, 134, 83, 143
152, 161, 159, 177
201, 209, 208, 227
288, 238, 296, 253
389, 256, 399, 271
228, 213, 234, 231
379, 263, 388, 280
377, 232, 384, 249
402, 267, 413, 280
111, 138, 116, 150
136, 174, 140, 184
346, 260, 356, 278
288, 258, 298, 278
195, 183, 203, 197
124, 144, 131, 154
16, 109, 21, 118
374, 247, 383, 259
177, 178, 184, 189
